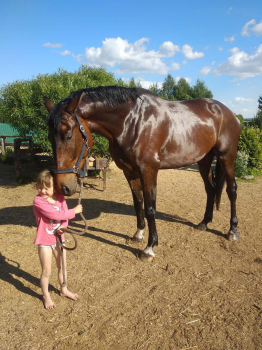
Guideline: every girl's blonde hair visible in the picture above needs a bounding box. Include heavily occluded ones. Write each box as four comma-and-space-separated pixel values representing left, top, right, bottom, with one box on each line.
36, 170, 53, 189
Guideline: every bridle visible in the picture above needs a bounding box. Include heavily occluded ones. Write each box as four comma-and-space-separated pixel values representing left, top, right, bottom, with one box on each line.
51, 113, 91, 177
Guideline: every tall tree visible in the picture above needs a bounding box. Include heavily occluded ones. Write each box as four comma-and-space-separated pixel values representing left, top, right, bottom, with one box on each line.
258, 95, 262, 112
236, 114, 244, 127
173, 78, 192, 100
161, 74, 176, 100
253, 95, 262, 130
0, 66, 117, 152
191, 79, 213, 99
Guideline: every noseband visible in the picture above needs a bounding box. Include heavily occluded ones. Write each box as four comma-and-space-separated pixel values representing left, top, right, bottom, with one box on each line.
51, 113, 91, 178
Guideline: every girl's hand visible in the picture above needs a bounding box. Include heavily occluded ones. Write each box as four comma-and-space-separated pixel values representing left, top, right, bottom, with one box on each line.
74, 204, 83, 214
56, 226, 66, 235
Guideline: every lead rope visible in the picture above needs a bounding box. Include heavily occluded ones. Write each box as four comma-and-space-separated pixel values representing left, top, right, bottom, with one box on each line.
56, 177, 88, 287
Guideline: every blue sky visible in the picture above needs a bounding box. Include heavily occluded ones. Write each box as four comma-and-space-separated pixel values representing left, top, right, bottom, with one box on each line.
1, 0, 261, 119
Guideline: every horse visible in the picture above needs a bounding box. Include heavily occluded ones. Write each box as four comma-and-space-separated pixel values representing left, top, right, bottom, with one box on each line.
44, 85, 241, 262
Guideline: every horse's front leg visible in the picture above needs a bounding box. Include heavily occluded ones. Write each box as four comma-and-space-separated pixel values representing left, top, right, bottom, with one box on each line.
139, 166, 159, 262
124, 172, 145, 243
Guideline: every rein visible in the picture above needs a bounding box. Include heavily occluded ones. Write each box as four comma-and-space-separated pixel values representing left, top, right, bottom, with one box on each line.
55, 177, 87, 251
56, 178, 87, 288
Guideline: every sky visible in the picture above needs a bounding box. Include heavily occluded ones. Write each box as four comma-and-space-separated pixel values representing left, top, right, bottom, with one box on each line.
0, 0, 261, 119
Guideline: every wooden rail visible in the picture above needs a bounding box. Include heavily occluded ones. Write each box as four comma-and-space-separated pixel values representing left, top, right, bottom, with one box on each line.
0, 135, 33, 154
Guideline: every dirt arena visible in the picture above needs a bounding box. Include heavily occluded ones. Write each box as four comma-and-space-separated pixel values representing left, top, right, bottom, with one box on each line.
0, 162, 261, 350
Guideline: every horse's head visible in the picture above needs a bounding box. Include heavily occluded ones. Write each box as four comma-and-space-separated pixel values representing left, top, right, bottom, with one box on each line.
44, 94, 93, 196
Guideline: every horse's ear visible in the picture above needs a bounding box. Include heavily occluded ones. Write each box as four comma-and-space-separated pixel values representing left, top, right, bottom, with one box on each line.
43, 97, 54, 112
66, 92, 85, 114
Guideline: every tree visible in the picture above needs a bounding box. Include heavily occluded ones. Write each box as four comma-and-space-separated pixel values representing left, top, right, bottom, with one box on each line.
149, 83, 161, 96
236, 114, 244, 127
127, 77, 142, 88
191, 79, 213, 99
173, 78, 192, 100
161, 74, 176, 100
0, 66, 117, 154
253, 95, 262, 130
258, 95, 262, 112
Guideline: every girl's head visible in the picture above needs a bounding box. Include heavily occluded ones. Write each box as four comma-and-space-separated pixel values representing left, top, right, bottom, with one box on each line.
36, 170, 54, 198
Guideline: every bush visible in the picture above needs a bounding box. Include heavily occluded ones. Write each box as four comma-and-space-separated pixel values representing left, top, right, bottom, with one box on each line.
0, 66, 117, 155
238, 126, 262, 171
235, 151, 249, 177
92, 134, 110, 159
0, 147, 14, 164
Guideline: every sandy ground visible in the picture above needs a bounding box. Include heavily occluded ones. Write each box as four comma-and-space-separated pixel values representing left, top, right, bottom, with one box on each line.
0, 161, 262, 350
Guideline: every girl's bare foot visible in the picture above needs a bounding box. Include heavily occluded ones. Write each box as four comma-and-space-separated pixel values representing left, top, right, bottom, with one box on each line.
60, 287, 78, 301
43, 294, 56, 310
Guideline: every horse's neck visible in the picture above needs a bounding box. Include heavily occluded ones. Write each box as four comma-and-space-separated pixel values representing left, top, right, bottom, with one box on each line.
84, 103, 126, 141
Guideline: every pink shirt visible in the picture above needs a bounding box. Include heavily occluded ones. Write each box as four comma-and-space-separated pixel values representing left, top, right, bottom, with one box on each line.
33, 194, 75, 245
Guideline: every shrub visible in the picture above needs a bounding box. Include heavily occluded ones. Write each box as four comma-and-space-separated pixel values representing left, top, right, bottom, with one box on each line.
238, 126, 262, 171
235, 151, 249, 177
1, 147, 14, 164
0, 66, 117, 155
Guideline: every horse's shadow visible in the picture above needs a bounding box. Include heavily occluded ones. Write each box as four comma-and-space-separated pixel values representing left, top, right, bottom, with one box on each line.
0, 198, 225, 297
0, 198, 225, 244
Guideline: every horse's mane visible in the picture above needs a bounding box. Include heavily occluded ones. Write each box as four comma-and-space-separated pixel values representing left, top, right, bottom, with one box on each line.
48, 86, 141, 131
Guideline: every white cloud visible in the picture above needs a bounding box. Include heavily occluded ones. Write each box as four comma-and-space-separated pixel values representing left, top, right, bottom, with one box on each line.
159, 41, 180, 57
224, 36, 235, 42
227, 99, 257, 118
182, 60, 188, 65
200, 66, 212, 75
234, 97, 254, 103
60, 50, 71, 56
213, 44, 262, 80
174, 77, 192, 84
136, 78, 163, 90
229, 47, 239, 54
241, 19, 256, 36
252, 21, 262, 36
227, 7, 233, 14
81, 37, 181, 75
182, 44, 204, 59
218, 47, 223, 51
43, 42, 62, 48
171, 62, 180, 70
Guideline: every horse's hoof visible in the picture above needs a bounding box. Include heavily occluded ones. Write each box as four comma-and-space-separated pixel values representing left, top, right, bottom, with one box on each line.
227, 230, 239, 241
197, 222, 207, 231
139, 251, 154, 262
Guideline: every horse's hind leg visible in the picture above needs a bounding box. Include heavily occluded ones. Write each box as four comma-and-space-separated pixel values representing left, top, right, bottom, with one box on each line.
124, 172, 145, 243
217, 155, 239, 241
197, 152, 216, 231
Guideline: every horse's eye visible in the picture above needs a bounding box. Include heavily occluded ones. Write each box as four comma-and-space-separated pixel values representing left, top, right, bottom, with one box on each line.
65, 131, 73, 142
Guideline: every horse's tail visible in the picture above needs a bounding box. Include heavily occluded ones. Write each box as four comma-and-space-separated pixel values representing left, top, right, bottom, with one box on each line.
214, 159, 225, 210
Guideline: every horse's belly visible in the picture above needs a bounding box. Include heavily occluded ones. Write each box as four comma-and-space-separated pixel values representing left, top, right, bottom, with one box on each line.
159, 147, 207, 169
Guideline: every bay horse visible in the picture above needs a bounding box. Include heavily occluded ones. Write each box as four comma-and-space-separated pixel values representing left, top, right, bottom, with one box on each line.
44, 86, 241, 262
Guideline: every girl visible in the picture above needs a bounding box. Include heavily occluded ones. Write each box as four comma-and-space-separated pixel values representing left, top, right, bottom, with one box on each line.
33, 170, 82, 310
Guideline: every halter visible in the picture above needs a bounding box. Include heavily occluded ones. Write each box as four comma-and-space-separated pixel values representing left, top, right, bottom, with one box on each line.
51, 113, 91, 178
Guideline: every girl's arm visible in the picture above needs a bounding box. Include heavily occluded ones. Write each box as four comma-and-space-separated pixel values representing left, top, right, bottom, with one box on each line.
60, 195, 69, 227
33, 196, 75, 221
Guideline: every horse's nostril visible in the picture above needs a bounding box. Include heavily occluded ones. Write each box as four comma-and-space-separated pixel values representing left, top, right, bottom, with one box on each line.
62, 185, 70, 196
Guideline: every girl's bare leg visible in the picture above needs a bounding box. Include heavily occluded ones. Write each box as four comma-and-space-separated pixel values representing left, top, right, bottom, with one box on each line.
38, 246, 56, 310
53, 246, 78, 300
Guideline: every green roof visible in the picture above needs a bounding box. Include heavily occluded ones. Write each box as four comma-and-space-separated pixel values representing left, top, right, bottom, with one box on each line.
0, 123, 25, 143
